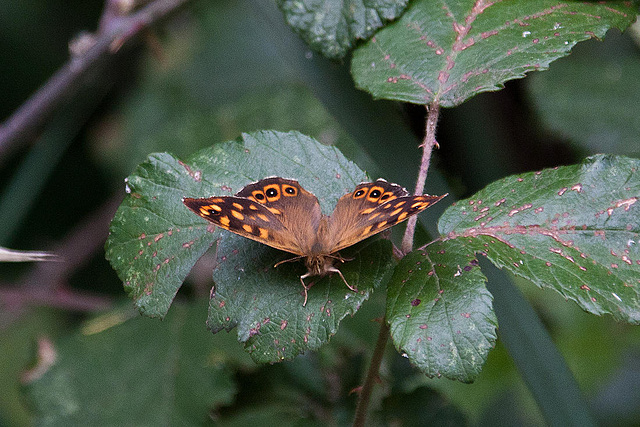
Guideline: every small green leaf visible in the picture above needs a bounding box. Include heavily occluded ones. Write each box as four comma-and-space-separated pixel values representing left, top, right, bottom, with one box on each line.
106, 130, 368, 318
352, 0, 637, 106
208, 236, 395, 362
386, 239, 497, 382
440, 154, 640, 324
277, 0, 409, 59
24, 302, 236, 425
105, 153, 218, 318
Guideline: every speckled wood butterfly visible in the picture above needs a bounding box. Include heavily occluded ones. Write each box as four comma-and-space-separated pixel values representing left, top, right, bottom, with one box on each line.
183, 177, 445, 305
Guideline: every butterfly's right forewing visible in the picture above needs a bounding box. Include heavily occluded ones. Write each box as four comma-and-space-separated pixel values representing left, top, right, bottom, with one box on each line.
324, 180, 446, 253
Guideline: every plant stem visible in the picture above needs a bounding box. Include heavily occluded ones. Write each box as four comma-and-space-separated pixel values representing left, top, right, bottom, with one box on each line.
354, 101, 441, 425
401, 102, 440, 254
353, 320, 390, 426
0, 0, 191, 162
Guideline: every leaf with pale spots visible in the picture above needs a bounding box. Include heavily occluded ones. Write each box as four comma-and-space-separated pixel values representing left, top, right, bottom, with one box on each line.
351, 0, 638, 107
277, 0, 409, 59
106, 153, 219, 318
107, 130, 402, 361
208, 234, 394, 362
386, 239, 497, 382
439, 154, 640, 324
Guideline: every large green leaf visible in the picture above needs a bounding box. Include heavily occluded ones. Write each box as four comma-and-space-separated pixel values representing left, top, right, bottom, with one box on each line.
277, 0, 409, 59
351, 0, 638, 106
106, 131, 402, 361
439, 154, 640, 324
387, 239, 497, 382
106, 131, 368, 318
24, 301, 237, 426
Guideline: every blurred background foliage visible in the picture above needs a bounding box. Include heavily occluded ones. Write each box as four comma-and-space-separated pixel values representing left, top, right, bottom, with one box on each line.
1, 0, 639, 425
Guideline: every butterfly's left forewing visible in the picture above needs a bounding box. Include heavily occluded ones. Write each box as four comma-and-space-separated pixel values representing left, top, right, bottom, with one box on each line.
183, 177, 323, 257
182, 196, 305, 255
324, 180, 446, 253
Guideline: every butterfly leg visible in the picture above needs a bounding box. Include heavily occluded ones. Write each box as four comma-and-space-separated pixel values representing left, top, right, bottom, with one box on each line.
328, 267, 358, 293
299, 273, 312, 306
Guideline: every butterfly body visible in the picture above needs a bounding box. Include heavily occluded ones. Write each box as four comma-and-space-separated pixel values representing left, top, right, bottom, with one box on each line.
183, 177, 445, 305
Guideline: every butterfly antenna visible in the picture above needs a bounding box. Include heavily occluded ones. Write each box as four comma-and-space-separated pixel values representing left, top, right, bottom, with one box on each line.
274, 255, 305, 268
327, 253, 353, 263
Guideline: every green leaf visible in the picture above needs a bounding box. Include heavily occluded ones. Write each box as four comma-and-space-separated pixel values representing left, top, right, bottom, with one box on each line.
277, 0, 409, 59
208, 236, 394, 362
106, 130, 401, 361
24, 302, 237, 426
527, 33, 640, 156
105, 152, 217, 318
439, 154, 640, 324
351, 0, 638, 106
106, 130, 368, 318
386, 239, 497, 382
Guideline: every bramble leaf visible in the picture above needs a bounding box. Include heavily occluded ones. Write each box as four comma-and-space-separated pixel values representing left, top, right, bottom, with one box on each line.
387, 239, 496, 382
106, 130, 401, 361
440, 154, 640, 324
352, 0, 638, 106
208, 236, 394, 362
278, 0, 409, 59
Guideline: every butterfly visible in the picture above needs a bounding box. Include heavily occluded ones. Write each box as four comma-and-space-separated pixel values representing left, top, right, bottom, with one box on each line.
183, 177, 446, 306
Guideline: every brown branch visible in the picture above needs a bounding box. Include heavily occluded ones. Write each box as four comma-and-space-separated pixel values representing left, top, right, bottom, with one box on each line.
353, 320, 390, 426
0, 194, 122, 323
0, 287, 112, 315
0, 0, 191, 161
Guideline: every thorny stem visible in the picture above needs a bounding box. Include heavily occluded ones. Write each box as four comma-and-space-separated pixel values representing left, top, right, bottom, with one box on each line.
354, 102, 441, 426
0, 0, 190, 161
401, 102, 440, 254
353, 321, 390, 426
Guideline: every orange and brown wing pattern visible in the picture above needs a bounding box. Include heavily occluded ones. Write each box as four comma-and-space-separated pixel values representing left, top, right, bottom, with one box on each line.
182, 195, 301, 253
183, 177, 323, 256
324, 179, 446, 253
